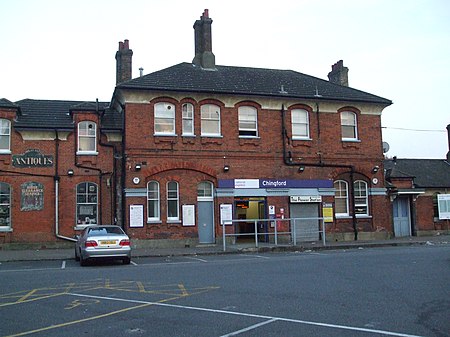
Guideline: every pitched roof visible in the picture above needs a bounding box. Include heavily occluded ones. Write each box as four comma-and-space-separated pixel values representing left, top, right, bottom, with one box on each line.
384, 159, 450, 188
117, 62, 392, 105
13, 99, 121, 131
0, 98, 19, 109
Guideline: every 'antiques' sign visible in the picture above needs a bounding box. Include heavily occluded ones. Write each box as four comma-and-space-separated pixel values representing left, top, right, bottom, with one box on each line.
12, 149, 54, 168
21, 182, 44, 211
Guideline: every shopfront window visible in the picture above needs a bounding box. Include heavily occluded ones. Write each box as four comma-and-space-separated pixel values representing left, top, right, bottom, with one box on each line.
76, 182, 98, 225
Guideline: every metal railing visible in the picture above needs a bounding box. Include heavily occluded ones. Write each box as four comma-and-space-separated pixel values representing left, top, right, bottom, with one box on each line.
221, 217, 326, 252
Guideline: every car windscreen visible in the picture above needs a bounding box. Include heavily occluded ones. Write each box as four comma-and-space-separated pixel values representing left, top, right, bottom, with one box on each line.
88, 227, 124, 236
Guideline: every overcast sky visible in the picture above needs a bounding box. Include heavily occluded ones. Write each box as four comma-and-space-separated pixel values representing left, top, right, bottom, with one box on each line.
1, 0, 449, 159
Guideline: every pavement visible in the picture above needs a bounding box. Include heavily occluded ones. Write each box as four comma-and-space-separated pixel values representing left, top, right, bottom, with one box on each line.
0, 234, 448, 262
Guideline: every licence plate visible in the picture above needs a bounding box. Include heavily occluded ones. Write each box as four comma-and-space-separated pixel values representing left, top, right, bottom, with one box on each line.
100, 240, 116, 245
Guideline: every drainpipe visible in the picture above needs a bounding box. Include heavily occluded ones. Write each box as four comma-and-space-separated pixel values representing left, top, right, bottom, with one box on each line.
54, 129, 77, 242
281, 105, 358, 240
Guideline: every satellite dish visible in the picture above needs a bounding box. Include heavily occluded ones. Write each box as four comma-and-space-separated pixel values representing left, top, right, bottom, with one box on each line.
382, 142, 390, 153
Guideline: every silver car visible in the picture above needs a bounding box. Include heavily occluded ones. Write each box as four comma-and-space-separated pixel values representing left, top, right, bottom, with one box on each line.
75, 225, 131, 266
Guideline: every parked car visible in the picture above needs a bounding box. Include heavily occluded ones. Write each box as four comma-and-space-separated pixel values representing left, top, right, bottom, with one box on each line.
75, 225, 131, 266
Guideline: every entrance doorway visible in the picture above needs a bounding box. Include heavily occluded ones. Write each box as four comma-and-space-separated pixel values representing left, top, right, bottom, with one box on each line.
393, 197, 411, 237
197, 181, 215, 244
234, 197, 266, 241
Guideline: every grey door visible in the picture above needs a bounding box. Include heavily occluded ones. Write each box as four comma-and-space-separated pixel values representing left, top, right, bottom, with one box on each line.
198, 201, 214, 244
290, 203, 319, 242
393, 197, 411, 237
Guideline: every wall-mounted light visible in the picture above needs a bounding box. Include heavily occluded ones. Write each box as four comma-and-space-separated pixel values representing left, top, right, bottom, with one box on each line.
67, 169, 74, 176
223, 165, 230, 172
135, 164, 142, 171
372, 165, 379, 174
298, 166, 305, 173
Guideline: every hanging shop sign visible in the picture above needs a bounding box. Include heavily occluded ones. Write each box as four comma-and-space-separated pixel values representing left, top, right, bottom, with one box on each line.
21, 182, 44, 211
12, 149, 54, 168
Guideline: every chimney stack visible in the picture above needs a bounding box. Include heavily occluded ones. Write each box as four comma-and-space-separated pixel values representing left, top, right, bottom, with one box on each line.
115, 39, 133, 85
192, 9, 216, 69
328, 60, 349, 87
446, 124, 450, 161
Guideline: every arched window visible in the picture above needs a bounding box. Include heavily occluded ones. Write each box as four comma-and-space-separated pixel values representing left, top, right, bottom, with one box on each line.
291, 109, 310, 139
0, 182, 11, 229
334, 180, 349, 216
340, 111, 358, 140
77, 121, 97, 154
182, 103, 194, 136
147, 181, 160, 221
238, 106, 258, 137
0, 119, 11, 153
354, 180, 369, 215
197, 181, 213, 200
167, 181, 179, 221
154, 102, 176, 135
76, 182, 98, 225
201, 104, 221, 136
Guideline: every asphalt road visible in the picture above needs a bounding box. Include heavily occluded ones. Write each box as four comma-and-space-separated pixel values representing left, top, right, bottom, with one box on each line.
0, 245, 448, 337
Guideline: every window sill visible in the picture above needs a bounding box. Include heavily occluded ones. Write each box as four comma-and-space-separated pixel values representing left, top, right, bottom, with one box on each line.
0, 150, 11, 155
0, 227, 13, 232
147, 220, 162, 224
341, 139, 361, 143
167, 220, 181, 224
154, 133, 177, 137
356, 215, 372, 219
76, 151, 98, 156
292, 137, 312, 141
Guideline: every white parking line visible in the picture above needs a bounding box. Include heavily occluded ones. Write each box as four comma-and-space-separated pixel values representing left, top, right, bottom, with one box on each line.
67, 292, 423, 337
184, 256, 208, 263
220, 318, 278, 336
61, 261, 66, 269
130, 261, 138, 266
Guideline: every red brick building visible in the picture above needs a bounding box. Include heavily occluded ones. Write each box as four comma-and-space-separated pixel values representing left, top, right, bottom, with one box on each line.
1, 10, 400, 248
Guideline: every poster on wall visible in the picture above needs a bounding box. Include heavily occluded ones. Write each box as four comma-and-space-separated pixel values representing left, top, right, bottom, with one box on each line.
220, 204, 233, 225
129, 205, 144, 228
21, 182, 44, 211
322, 203, 334, 223
182, 205, 195, 226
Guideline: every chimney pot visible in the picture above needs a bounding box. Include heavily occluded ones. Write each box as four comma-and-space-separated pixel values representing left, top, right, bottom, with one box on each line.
115, 39, 133, 85
446, 124, 450, 161
192, 9, 216, 69
328, 60, 349, 87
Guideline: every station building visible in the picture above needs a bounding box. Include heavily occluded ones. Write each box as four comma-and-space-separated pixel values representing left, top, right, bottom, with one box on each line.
1, 10, 399, 248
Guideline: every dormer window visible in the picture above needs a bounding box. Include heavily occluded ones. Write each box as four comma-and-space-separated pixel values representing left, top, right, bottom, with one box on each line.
77, 121, 97, 154
0, 119, 11, 153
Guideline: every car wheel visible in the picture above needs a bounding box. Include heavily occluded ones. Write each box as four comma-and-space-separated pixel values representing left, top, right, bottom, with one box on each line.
80, 254, 88, 266
123, 257, 131, 265
74, 247, 80, 261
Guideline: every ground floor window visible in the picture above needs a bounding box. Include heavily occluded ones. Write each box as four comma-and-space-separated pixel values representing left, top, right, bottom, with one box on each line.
147, 181, 160, 221
354, 180, 368, 215
0, 182, 11, 228
334, 180, 349, 216
76, 182, 98, 225
167, 181, 179, 221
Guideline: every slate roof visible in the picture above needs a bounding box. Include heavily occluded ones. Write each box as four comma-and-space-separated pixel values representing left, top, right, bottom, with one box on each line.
0, 98, 19, 109
117, 62, 392, 105
384, 159, 450, 188
12, 99, 122, 131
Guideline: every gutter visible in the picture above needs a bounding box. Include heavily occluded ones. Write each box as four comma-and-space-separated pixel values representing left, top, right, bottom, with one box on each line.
281, 105, 358, 240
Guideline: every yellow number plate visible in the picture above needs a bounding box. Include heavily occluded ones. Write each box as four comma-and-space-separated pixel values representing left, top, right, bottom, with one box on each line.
100, 240, 116, 245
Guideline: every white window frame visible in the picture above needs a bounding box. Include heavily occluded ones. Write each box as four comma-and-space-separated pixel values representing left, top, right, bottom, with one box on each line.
354, 180, 369, 216
182, 103, 194, 136
334, 180, 349, 216
238, 106, 258, 137
154, 102, 176, 135
0, 118, 11, 153
0, 182, 11, 230
201, 104, 221, 137
147, 181, 160, 222
291, 109, 310, 139
197, 181, 214, 201
77, 121, 98, 155
167, 181, 180, 221
341, 111, 358, 141
76, 182, 98, 226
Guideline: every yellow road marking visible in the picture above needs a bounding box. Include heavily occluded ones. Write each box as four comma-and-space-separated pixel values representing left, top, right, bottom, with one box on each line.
0, 292, 65, 308
16, 289, 37, 303
178, 284, 189, 296
137, 281, 146, 292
